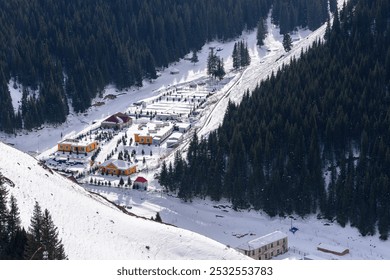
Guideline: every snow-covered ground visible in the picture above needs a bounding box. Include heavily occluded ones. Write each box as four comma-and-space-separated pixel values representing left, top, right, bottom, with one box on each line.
84, 180, 390, 260
3, 0, 383, 261
0, 142, 247, 260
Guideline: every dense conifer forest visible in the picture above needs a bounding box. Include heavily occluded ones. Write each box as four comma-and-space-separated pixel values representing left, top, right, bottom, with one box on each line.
0, 173, 67, 260
0, 174, 66, 260
0, 0, 330, 133
160, 0, 390, 240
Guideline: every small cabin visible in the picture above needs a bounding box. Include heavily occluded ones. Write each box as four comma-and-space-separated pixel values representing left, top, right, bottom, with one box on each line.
133, 176, 148, 190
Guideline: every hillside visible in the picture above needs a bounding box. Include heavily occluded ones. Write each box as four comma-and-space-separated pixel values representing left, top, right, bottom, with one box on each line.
164, 0, 390, 239
0, 0, 332, 133
0, 142, 247, 259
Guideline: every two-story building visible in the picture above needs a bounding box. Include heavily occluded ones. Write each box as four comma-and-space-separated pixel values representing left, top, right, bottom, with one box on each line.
237, 231, 288, 260
58, 139, 98, 154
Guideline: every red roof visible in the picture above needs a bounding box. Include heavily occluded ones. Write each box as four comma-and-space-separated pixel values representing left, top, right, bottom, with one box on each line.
103, 112, 131, 124
135, 176, 148, 183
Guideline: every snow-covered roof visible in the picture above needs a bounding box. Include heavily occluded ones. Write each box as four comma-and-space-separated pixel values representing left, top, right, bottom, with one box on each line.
317, 243, 349, 254
176, 122, 191, 129
137, 121, 174, 138
102, 112, 131, 124
100, 159, 135, 171
168, 132, 183, 140
59, 138, 96, 146
237, 231, 287, 250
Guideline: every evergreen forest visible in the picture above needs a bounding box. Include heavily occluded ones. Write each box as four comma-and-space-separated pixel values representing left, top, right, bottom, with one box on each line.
0, 0, 329, 133
0, 174, 66, 260
159, 0, 390, 240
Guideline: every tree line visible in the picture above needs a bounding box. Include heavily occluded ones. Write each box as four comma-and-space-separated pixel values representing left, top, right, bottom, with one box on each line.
0, 174, 66, 259
159, 0, 390, 240
0, 0, 272, 133
0, 0, 333, 133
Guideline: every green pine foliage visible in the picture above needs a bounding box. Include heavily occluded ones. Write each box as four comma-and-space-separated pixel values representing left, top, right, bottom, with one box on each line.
282, 33, 292, 52
0, 0, 273, 132
272, 0, 329, 34
232, 41, 251, 70
256, 19, 267, 46
207, 49, 226, 80
161, 0, 390, 239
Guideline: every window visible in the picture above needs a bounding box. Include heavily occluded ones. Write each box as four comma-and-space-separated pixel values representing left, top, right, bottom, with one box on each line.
277, 249, 280, 254
271, 243, 274, 248
277, 240, 279, 246
271, 251, 274, 256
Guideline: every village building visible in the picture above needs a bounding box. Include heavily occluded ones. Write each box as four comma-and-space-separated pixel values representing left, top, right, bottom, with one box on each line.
99, 159, 137, 176
58, 139, 98, 154
101, 112, 132, 129
175, 122, 191, 133
237, 231, 288, 260
133, 176, 148, 190
134, 121, 174, 146
166, 132, 183, 148
317, 243, 349, 256
155, 112, 179, 121
170, 68, 180, 75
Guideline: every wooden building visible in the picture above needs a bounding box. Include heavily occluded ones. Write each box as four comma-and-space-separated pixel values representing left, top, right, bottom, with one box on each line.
317, 243, 349, 256
99, 159, 137, 176
58, 139, 98, 153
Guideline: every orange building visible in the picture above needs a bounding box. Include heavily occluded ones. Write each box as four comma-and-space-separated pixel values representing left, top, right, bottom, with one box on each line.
134, 133, 153, 145
99, 159, 137, 176
58, 139, 98, 153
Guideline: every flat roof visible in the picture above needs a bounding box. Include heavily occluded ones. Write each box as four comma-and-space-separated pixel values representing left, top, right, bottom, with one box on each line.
317, 243, 348, 254
59, 139, 96, 146
169, 132, 183, 140
137, 122, 174, 138
176, 122, 191, 128
237, 231, 287, 251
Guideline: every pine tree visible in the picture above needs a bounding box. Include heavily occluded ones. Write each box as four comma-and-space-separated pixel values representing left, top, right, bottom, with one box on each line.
7, 195, 21, 241
0, 179, 9, 258
40, 209, 67, 260
256, 19, 267, 46
232, 43, 240, 70
207, 48, 218, 77
282, 33, 292, 52
215, 58, 226, 80
159, 161, 168, 189
190, 50, 199, 65
25, 201, 43, 260
154, 212, 162, 223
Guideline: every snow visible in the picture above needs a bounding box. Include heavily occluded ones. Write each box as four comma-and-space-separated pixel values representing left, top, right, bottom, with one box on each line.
0, 142, 247, 260
3, 0, 383, 261
317, 243, 349, 255
83, 182, 390, 260
100, 159, 135, 170
237, 231, 287, 250
8, 79, 23, 113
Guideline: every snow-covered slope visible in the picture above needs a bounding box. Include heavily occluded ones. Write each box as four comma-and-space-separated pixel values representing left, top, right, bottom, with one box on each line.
0, 142, 247, 260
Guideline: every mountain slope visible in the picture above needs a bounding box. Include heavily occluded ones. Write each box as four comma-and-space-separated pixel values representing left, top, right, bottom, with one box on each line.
0, 142, 247, 259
